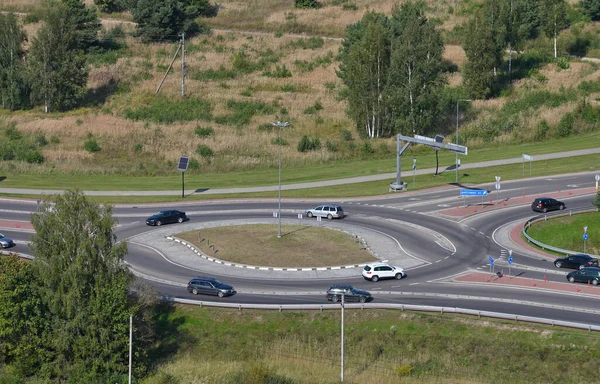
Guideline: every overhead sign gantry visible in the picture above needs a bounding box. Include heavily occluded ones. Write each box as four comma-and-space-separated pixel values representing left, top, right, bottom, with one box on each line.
390, 134, 468, 192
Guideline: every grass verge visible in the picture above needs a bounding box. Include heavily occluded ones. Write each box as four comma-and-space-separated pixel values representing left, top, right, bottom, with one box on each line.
526, 212, 600, 255
175, 224, 376, 268
139, 304, 600, 384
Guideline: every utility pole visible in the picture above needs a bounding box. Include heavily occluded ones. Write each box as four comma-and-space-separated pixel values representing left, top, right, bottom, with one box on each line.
341, 293, 345, 382
128, 314, 133, 384
181, 32, 185, 96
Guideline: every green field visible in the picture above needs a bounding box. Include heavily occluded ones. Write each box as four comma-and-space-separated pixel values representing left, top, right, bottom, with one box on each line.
526, 211, 600, 255
137, 304, 600, 384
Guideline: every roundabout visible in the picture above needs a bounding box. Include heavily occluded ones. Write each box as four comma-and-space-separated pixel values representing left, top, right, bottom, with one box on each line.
2, 171, 600, 328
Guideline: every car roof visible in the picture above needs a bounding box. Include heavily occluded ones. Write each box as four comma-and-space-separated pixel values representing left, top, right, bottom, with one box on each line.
190, 276, 218, 282
328, 284, 353, 289
366, 262, 392, 267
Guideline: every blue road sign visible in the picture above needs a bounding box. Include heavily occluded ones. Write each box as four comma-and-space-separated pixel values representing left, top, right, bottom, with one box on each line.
460, 189, 488, 196
508, 256, 513, 264
583, 233, 589, 241
488, 255, 494, 266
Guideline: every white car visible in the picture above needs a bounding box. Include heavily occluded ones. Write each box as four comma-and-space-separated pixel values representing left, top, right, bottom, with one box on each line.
362, 262, 406, 282
305, 204, 345, 219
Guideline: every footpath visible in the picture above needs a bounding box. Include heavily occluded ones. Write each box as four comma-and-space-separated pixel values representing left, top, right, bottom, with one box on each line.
0, 148, 599, 196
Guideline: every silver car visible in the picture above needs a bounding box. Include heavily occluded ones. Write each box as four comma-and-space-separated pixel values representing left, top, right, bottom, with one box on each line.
305, 204, 345, 219
0, 233, 15, 248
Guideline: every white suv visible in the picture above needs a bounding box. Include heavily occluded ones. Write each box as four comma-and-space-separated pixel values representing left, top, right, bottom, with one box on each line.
362, 262, 406, 282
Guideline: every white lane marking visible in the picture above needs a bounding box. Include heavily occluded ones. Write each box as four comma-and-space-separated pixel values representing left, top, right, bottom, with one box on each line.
390, 285, 402, 288
479, 231, 485, 235
435, 260, 442, 263
444, 256, 450, 260
435, 240, 454, 252
409, 283, 419, 286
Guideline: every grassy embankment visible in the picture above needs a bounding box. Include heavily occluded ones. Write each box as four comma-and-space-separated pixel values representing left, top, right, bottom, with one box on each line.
526, 211, 600, 255
138, 304, 600, 384
1, 0, 600, 202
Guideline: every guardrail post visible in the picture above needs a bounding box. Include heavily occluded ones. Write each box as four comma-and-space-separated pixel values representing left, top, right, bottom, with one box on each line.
320, 306, 323, 313
238, 305, 242, 312
478, 312, 481, 319
544, 215, 547, 221
570, 210, 572, 217
441, 308, 444, 314
200, 302, 202, 308
279, 306, 282, 312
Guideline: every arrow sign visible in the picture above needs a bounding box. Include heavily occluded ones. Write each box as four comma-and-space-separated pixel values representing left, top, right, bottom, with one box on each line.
460, 189, 487, 196
583, 233, 589, 241
495, 176, 501, 183
488, 255, 494, 266
508, 256, 513, 264
596, 175, 600, 181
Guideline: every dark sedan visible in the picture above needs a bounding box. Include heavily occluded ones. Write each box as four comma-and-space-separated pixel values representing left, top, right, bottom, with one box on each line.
187, 277, 236, 298
567, 267, 600, 285
554, 254, 599, 270
146, 210, 187, 226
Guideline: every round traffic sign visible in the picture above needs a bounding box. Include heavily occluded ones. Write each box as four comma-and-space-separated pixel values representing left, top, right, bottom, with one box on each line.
495, 183, 501, 190
596, 174, 600, 181
583, 233, 589, 241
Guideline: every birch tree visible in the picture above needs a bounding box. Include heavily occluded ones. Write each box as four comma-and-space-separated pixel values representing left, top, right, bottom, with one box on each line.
338, 11, 391, 138
539, 0, 569, 59
0, 13, 28, 110
387, 1, 445, 136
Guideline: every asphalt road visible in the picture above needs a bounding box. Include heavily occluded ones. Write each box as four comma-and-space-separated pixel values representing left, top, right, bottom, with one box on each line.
1, 171, 600, 327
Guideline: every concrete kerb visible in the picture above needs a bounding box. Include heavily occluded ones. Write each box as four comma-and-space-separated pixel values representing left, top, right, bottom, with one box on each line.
128, 218, 428, 280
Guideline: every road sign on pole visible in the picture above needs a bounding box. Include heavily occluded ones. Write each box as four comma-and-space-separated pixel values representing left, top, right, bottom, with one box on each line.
596, 175, 600, 190
494, 177, 501, 202
508, 250, 513, 278
488, 255, 495, 276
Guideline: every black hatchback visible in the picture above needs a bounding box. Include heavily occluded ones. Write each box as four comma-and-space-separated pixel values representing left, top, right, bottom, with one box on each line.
567, 267, 600, 285
554, 254, 599, 270
146, 210, 187, 226
531, 197, 565, 213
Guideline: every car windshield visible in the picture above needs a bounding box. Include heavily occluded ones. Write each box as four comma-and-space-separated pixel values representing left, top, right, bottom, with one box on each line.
213, 279, 223, 286
0, 234, 4, 239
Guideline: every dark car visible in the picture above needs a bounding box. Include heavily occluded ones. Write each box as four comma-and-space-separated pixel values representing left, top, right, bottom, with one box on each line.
554, 254, 599, 270
0, 233, 15, 248
566, 267, 600, 286
146, 210, 187, 226
531, 197, 565, 213
326, 285, 372, 303
187, 277, 236, 297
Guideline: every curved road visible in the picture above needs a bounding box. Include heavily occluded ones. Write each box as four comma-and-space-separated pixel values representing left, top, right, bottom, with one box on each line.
2, 172, 600, 327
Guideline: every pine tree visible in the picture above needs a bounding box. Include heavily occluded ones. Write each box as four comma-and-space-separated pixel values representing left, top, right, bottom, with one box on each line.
580, 0, 600, 21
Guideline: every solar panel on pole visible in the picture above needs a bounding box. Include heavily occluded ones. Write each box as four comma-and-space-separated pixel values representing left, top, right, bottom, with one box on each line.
178, 155, 189, 198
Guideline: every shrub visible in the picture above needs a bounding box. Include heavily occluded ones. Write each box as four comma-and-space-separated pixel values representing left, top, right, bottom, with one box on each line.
35, 135, 48, 146
134, 143, 143, 152
84, 139, 101, 152
196, 144, 214, 159
554, 112, 574, 137
194, 126, 215, 138
188, 157, 200, 170
342, 3, 358, 10
341, 129, 353, 141
593, 192, 600, 209
534, 120, 550, 140
271, 136, 288, 146
215, 100, 276, 126
297, 135, 321, 152
295, 0, 320, 8
50, 135, 61, 144
4, 123, 21, 140
359, 141, 375, 157
25, 150, 44, 164
555, 57, 570, 70
303, 101, 323, 115
262, 65, 292, 78
124, 96, 212, 123
326, 140, 337, 152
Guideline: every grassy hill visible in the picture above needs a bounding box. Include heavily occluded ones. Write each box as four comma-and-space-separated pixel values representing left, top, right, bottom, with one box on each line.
0, 0, 599, 183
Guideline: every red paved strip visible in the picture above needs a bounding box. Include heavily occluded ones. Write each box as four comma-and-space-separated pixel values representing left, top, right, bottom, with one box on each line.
456, 271, 600, 296
439, 187, 597, 218
0, 219, 34, 231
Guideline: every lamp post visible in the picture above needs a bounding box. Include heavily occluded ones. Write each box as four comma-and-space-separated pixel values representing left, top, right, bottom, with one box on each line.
272, 121, 289, 238
456, 99, 471, 183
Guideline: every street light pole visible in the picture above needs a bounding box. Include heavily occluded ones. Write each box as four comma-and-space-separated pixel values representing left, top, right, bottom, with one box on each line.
341, 293, 345, 382
272, 121, 289, 239
456, 99, 471, 183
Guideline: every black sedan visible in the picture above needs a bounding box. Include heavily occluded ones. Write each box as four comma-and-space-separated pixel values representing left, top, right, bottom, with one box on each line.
146, 210, 187, 226
531, 197, 565, 213
554, 254, 599, 270
326, 285, 372, 303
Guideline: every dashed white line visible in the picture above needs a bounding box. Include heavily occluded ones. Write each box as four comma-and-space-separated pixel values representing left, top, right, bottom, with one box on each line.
409, 283, 419, 286
444, 256, 450, 259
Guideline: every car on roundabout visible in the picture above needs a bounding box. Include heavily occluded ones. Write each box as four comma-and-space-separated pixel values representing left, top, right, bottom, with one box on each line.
146, 209, 187, 226
305, 204, 345, 219
0, 233, 15, 248
531, 197, 565, 213
566, 267, 600, 285
554, 254, 598, 270
362, 262, 406, 282
326, 285, 372, 303
187, 277, 236, 298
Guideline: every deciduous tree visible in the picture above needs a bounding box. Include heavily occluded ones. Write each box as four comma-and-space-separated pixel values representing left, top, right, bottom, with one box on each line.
0, 13, 29, 110
539, 0, 569, 58
580, 0, 600, 21
463, 9, 498, 99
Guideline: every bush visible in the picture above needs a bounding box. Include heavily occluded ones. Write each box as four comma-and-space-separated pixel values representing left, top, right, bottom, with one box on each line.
593, 192, 600, 210
25, 150, 44, 164
326, 140, 337, 152
124, 95, 212, 123
555, 57, 570, 70
196, 144, 214, 159
554, 112, 574, 137
262, 65, 292, 78
297, 135, 321, 152
271, 136, 288, 146
341, 130, 353, 141
295, 0, 320, 9
188, 157, 200, 170
35, 135, 48, 146
194, 126, 215, 138
84, 139, 101, 152
134, 143, 143, 152
359, 141, 375, 157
